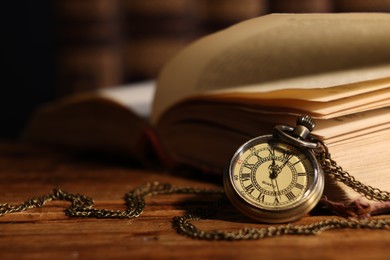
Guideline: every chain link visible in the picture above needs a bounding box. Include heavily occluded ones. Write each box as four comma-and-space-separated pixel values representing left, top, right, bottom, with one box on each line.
1, 179, 389, 240
314, 140, 390, 202
0, 182, 224, 219
173, 212, 390, 240
2, 114, 389, 240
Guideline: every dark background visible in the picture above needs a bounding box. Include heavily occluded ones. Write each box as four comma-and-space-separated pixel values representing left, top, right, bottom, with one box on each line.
1, 1, 56, 138
1, 0, 388, 139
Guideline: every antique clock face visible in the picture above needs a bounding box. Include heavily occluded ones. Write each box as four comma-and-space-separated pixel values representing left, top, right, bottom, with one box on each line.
224, 135, 324, 223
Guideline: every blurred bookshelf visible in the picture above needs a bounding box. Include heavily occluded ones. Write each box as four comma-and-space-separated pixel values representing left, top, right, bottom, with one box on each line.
2, 0, 390, 137
54, 0, 390, 95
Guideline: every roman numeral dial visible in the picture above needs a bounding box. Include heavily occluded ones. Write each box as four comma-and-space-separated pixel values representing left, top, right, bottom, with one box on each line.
232, 140, 313, 209
224, 117, 325, 223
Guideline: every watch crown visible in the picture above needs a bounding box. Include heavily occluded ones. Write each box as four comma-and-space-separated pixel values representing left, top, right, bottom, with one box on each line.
273, 115, 318, 148
296, 115, 315, 131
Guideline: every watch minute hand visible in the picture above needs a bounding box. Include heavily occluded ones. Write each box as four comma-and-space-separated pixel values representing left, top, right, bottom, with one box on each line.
279, 153, 293, 170
269, 158, 278, 178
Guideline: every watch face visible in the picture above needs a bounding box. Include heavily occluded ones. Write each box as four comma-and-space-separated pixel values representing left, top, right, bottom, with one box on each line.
224, 135, 323, 222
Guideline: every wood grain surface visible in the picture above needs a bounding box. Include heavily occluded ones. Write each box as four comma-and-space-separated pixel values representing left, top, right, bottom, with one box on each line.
0, 142, 389, 259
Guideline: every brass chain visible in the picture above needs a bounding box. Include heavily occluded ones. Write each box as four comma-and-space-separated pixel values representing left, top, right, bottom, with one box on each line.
173, 211, 390, 240
0, 182, 224, 219
173, 141, 390, 239
1, 136, 389, 240
314, 140, 390, 202
1, 179, 389, 240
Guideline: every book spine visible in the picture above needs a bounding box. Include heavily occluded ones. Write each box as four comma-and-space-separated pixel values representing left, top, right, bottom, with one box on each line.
269, 0, 334, 13
55, 0, 124, 95
334, 0, 390, 12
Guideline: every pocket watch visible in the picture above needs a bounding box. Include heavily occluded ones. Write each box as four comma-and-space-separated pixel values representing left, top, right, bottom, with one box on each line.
224, 115, 324, 223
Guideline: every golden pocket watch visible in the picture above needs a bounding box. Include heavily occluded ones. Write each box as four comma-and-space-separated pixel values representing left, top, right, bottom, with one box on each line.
224, 115, 324, 223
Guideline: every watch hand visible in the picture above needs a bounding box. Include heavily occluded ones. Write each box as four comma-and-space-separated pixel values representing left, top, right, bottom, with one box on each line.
279, 152, 293, 171
274, 177, 282, 199
269, 160, 282, 199
280, 160, 289, 170
272, 159, 289, 178
269, 157, 280, 179
270, 178, 279, 199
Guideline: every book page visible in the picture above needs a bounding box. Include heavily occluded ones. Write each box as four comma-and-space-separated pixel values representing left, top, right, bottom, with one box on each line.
205, 77, 390, 102
314, 107, 390, 139
99, 80, 156, 118
323, 127, 390, 202
198, 86, 389, 117
152, 13, 390, 123
183, 77, 389, 121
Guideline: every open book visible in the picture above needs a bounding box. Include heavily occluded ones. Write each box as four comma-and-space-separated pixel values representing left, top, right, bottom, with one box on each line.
23, 13, 390, 216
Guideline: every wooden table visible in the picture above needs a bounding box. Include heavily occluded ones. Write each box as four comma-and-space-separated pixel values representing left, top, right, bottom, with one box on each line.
0, 142, 389, 259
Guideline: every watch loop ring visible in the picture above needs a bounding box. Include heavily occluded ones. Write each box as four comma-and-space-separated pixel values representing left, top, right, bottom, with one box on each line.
274, 125, 319, 149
